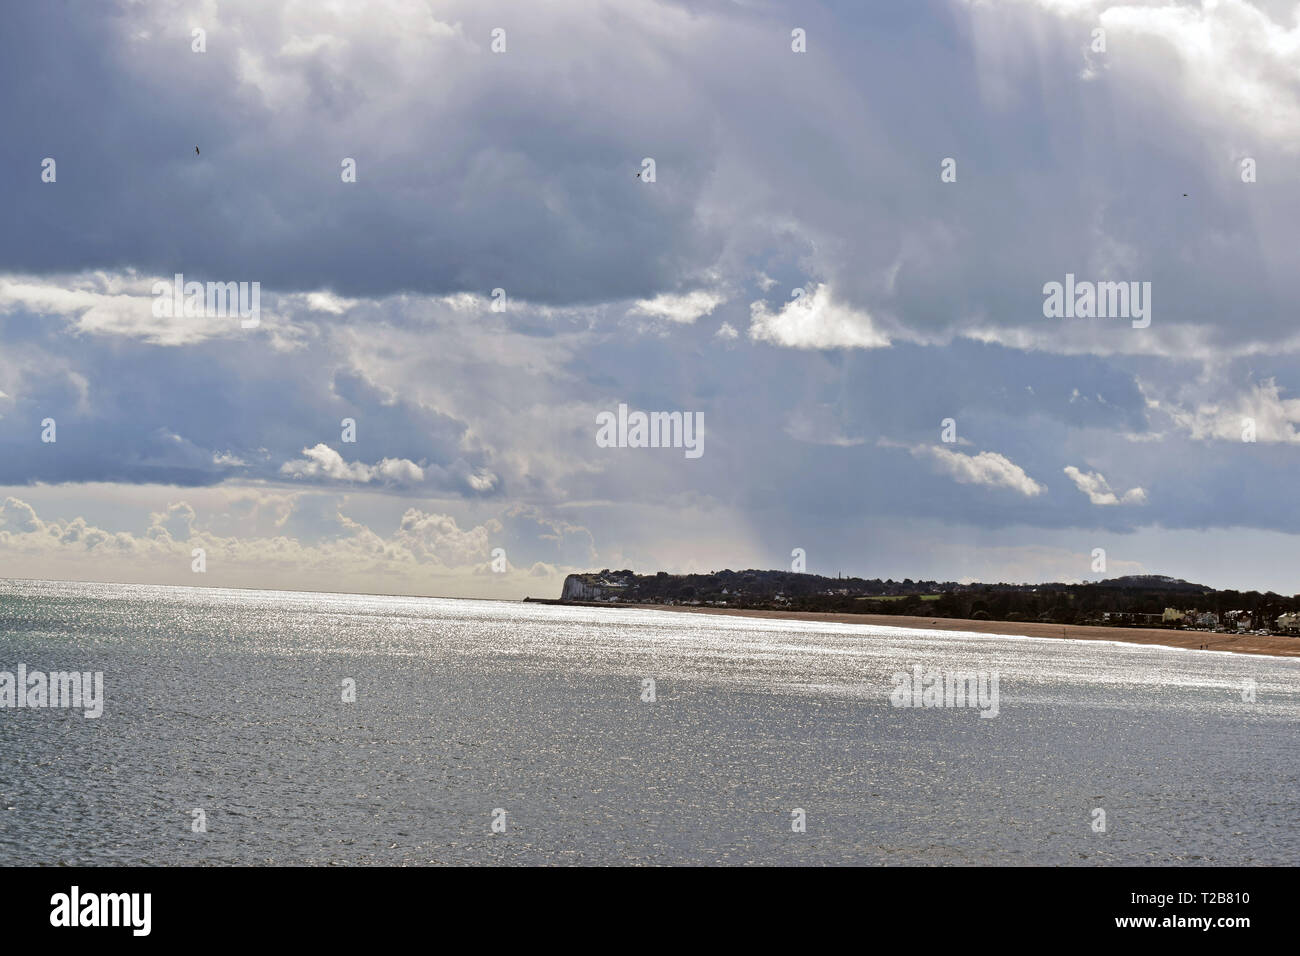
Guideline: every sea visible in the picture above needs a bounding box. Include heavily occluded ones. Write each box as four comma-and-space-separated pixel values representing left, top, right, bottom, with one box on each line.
0, 578, 1296, 865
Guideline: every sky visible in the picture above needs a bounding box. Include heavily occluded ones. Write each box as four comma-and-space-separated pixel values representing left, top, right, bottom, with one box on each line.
1, 0, 1299, 599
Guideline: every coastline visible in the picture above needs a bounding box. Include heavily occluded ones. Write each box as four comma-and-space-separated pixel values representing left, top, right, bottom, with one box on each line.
622, 603, 1300, 659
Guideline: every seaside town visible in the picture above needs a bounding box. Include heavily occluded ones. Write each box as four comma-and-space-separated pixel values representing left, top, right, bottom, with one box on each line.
553, 570, 1300, 638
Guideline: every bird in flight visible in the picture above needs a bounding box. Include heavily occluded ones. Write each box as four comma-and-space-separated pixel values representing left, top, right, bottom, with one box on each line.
195, 146, 200, 155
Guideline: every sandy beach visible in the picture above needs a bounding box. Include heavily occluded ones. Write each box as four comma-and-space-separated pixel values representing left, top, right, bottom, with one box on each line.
630, 603, 1300, 659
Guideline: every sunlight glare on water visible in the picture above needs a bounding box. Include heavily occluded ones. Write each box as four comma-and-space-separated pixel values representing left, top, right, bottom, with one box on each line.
1, 579, 1296, 865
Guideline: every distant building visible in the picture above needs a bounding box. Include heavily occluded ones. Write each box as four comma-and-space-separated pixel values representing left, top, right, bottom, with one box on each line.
1276, 612, 1300, 634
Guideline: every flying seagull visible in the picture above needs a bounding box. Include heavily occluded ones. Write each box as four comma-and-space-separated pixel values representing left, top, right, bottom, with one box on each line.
195, 146, 200, 155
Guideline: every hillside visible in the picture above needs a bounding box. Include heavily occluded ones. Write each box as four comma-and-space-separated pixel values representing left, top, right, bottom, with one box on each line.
556, 569, 1299, 632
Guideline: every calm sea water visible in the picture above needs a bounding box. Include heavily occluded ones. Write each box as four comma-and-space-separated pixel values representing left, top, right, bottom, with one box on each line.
0, 578, 1296, 865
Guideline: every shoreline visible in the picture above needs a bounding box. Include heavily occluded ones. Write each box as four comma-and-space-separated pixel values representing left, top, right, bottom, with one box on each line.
620, 603, 1300, 659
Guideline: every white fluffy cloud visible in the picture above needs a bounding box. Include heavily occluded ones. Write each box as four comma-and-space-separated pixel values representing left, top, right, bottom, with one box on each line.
1063, 466, 1147, 506
393, 509, 501, 567
0, 493, 565, 598
280, 444, 425, 484
1103, 0, 1300, 147
0, 274, 234, 347
630, 290, 726, 324
970, 0, 1300, 148
1155, 378, 1300, 444
911, 445, 1046, 497
748, 285, 890, 350
0, 497, 41, 533
0, 272, 306, 348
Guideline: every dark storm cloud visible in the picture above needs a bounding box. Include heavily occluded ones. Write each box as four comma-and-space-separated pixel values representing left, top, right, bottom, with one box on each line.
0, 1, 722, 302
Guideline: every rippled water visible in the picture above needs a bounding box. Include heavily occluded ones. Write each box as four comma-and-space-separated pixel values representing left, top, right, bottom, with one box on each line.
0, 578, 1296, 865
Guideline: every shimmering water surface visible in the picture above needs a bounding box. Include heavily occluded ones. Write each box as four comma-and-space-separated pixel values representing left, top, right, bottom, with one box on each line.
1, 578, 1296, 865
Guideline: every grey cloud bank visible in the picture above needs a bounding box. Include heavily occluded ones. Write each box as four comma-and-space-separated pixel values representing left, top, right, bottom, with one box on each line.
2, 0, 1299, 594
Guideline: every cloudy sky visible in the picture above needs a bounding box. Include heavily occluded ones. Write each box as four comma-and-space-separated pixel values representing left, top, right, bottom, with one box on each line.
1, 0, 1298, 598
